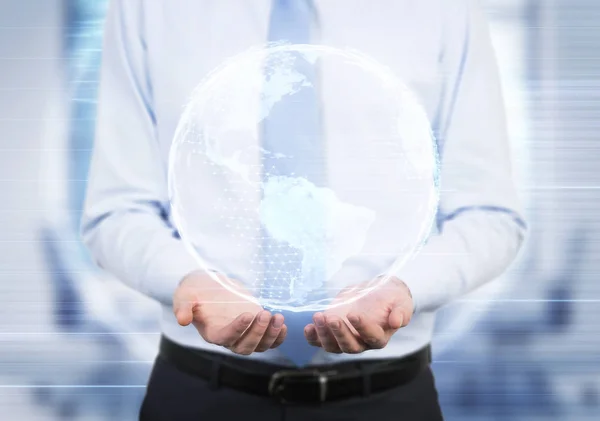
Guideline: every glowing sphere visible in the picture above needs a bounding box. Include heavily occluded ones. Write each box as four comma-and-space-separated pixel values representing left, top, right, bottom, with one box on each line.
169, 43, 439, 311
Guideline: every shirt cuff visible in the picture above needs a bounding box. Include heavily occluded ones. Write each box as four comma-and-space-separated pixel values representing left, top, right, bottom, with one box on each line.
394, 259, 436, 315
142, 237, 203, 305
392, 236, 462, 315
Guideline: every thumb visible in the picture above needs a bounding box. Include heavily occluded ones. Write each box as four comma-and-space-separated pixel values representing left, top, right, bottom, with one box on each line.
174, 298, 195, 326
388, 306, 405, 330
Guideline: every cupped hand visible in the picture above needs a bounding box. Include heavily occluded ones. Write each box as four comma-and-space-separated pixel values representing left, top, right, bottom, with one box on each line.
304, 276, 414, 354
173, 270, 287, 355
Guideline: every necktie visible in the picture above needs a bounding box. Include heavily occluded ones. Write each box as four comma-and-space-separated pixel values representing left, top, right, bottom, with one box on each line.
261, 0, 323, 366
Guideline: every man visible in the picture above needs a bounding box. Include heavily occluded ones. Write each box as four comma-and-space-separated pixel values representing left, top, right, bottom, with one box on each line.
82, 0, 526, 420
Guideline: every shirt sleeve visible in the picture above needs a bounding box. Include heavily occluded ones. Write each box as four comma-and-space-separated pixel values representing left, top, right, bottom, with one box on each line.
81, 0, 200, 306
397, 0, 527, 313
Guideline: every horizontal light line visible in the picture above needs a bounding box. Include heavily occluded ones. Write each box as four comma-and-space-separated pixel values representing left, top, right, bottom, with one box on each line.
0, 55, 100, 60
457, 299, 600, 303
0, 361, 154, 364
0, 26, 103, 29
0, 385, 146, 388
517, 185, 600, 190
0, 332, 161, 335
0, 118, 95, 121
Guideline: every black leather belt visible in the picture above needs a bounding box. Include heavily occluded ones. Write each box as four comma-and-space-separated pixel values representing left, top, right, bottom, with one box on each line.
159, 336, 431, 404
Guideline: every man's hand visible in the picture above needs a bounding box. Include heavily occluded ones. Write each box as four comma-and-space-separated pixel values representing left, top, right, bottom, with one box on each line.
173, 270, 287, 355
304, 276, 413, 354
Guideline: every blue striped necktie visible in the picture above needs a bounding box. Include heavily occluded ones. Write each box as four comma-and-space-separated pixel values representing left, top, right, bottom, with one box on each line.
261, 0, 323, 366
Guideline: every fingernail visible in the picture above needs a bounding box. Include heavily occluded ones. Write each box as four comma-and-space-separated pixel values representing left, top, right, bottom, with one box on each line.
348, 314, 360, 325
329, 320, 340, 330
315, 314, 325, 327
259, 311, 270, 324
272, 316, 283, 328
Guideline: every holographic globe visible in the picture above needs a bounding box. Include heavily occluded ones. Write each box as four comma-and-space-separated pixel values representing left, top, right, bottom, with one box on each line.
169, 43, 439, 312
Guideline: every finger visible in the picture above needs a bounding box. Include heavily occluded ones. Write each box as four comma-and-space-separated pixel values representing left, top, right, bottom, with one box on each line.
271, 324, 288, 349
388, 306, 406, 329
230, 310, 272, 355
254, 313, 284, 352
314, 312, 341, 353
208, 312, 254, 346
304, 324, 322, 347
347, 312, 387, 349
325, 315, 365, 354
174, 299, 195, 326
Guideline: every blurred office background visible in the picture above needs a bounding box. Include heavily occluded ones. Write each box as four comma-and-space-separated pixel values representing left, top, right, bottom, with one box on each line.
0, 0, 599, 419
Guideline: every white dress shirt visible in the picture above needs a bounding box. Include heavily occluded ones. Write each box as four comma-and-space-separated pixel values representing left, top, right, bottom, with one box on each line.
82, 0, 526, 366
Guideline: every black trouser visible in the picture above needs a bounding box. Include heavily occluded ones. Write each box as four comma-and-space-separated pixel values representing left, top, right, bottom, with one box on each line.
139, 354, 444, 421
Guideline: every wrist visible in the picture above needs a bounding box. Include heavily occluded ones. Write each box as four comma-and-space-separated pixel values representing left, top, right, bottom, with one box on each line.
390, 277, 415, 316
180, 268, 220, 283
396, 276, 420, 315
177, 270, 226, 300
